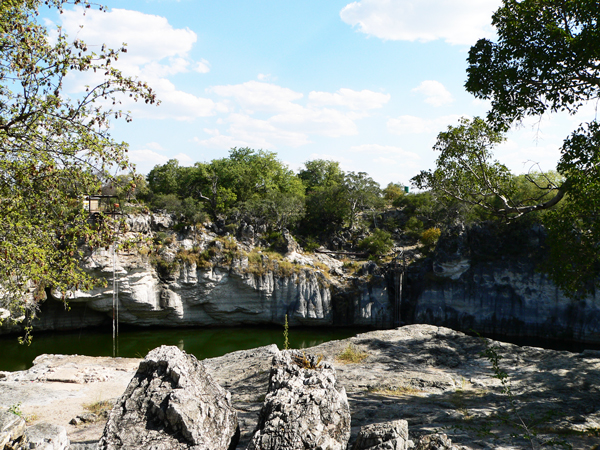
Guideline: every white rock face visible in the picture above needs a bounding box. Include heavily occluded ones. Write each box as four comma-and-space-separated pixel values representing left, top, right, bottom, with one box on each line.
25, 219, 389, 330
415, 224, 600, 343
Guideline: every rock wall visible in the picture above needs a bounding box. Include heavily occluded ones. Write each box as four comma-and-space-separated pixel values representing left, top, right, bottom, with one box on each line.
1, 213, 393, 334
409, 222, 600, 344
8, 214, 596, 345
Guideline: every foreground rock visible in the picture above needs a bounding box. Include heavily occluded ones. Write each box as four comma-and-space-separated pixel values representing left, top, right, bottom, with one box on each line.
0, 411, 69, 450
414, 434, 456, 450
3, 325, 600, 449
98, 346, 239, 450
351, 420, 409, 450
248, 350, 351, 450
0, 410, 26, 448
24, 422, 70, 450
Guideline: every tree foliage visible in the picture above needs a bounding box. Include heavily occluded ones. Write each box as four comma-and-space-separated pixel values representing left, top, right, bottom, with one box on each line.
412, 117, 566, 220
446, 0, 600, 296
466, 0, 600, 128
298, 159, 344, 192
343, 171, 382, 230
0, 0, 156, 332
358, 229, 393, 257
147, 148, 304, 226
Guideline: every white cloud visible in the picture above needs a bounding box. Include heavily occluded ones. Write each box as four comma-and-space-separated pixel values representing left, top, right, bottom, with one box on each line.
340, 0, 501, 45
373, 157, 399, 165
271, 107, 358, 137
145, 142, 165, 151
193, 133, 254, 150
128, 78, 218, 121
210, 81, 304, 113
195, 113, 311, 149
350, 143, 420, 160
59, 8, 197, 71
130, 148, 169, 166
204, 82, 385, 147
412, 80, 453, 107
307, 153, 354, 166
257, 73, 276, 81
130, 145, 193, 174
56, 7, 215, 120
387, 114, 463, 135
174, 153, 194, 165
195, 59, 211, 74
308, 88, 390, 110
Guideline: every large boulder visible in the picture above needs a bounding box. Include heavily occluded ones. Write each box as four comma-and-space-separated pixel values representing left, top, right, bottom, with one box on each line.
414, 434, 457, 450
24, 422, 70, 450
98, 345, 239, 450
248, 350, 351, 450
351, 420, 410, 450
0, 410, 26, 449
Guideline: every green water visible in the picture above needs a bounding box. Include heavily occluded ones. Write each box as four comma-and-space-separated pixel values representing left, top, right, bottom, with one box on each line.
0, 326, 364, 372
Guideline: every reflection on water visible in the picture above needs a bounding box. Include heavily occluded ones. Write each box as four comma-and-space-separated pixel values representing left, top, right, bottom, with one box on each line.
0, 325, 365, 372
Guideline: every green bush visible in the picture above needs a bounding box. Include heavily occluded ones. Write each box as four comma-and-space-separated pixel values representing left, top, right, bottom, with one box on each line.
421, 227, 441, 249
181, 197, 209, 224
358, 229, 393, 256
302, 237, 320, 253
404, 216, 424, 239
150, 193, 182, 215
266, 231, 287, 253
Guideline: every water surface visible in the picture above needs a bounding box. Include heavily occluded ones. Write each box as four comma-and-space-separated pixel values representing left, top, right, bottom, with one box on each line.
0, 325, 364, 372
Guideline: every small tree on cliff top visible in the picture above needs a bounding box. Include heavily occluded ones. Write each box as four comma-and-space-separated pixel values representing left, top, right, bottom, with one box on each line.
0, 0, 157, 337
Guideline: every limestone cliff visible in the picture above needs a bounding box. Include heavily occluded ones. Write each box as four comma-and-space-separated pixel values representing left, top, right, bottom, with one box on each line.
0, 213, 392, 334
408, 222, 600, 344
5, 214, 597, 345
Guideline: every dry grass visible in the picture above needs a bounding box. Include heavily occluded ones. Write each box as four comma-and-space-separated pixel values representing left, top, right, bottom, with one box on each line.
336, 344, 368, 364
83, 399, 113, 416
367, 385, 424, 397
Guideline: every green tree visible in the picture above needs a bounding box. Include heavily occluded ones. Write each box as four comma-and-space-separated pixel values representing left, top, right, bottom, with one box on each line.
298, 159, 344, 192
382, 182, 405, 205
412, 117, 521, 219
466, 0, 600, 128
0, 0, 156, 335
147, 159, 183, 197
343, 171, 382, 230
300, 185, 348, 237
358, 229, 393, 257
170, 148, 303, 221
179, 161, 237, 220
436, 0, 600, 296
244, 191, 305, 232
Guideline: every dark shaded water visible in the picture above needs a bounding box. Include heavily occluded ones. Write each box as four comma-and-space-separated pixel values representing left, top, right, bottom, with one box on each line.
0, 325, 365, 372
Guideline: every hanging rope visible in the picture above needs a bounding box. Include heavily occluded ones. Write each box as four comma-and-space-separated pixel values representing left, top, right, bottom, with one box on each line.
112, 244, 116, 357
115, 243, 119, 357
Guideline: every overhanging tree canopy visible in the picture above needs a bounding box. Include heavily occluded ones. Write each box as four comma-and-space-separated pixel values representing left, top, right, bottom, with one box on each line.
417, 0, 600, 297
0, 0, 157, 334
466, 0, 600, 128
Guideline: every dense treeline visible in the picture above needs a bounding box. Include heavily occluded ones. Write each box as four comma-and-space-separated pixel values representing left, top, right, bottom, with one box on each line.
110, 147, 563, 259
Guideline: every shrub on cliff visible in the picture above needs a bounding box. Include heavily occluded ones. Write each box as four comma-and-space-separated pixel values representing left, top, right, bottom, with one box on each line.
358, 229, 393, 257
421, 228, 441, 249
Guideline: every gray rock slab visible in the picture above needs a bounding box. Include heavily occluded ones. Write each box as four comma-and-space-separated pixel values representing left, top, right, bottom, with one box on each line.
247, 350, 351, 450
24, 422, 70, 450
98, 345, 239, 450
201, 325, 600, 450
4, 325, 600, 450
0, 409, 26, 449
352, 419, 409, 450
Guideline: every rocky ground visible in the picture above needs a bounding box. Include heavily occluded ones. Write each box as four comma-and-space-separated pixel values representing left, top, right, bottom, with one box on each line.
1, 324, 600, 449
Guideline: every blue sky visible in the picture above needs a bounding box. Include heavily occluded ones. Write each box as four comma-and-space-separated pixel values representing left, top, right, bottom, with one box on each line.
43, 0, 596, 187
